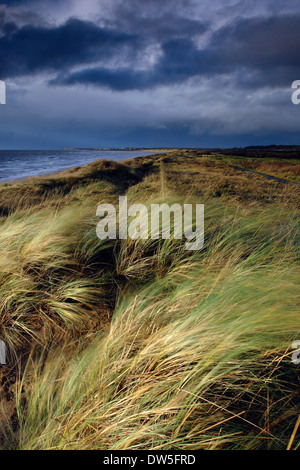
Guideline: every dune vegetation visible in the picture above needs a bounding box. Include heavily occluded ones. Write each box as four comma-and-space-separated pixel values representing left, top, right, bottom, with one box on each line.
0, 150, 299, 450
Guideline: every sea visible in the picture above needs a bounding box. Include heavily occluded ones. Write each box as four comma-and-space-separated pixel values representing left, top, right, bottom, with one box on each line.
0, 149, 160, 182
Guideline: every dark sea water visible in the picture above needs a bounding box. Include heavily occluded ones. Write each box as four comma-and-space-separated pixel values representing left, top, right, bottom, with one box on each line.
0, 149, 159, 182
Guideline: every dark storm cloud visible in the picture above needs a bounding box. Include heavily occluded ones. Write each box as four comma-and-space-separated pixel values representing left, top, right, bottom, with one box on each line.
0, 4, 44, 35
0, 15, 18, 36
210, 15, 300, 78
51, 38, 208, 90
1, 3, 300, 92
0, 17, 140, 79
52, 14, 300, 91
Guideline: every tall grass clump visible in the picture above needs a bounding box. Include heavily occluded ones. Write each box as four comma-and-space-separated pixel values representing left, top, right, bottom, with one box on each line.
0, 193, 117, 358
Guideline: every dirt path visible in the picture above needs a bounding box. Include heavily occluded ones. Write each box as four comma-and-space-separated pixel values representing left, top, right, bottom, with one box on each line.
228, 164, 300, 186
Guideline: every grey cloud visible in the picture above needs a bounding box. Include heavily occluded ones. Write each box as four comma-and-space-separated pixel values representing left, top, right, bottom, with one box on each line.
0, 17, 140, 79
53, 14, 300, 91
105, 0, 208, 41
212, 15, 300, 69
0, 4, 44, 33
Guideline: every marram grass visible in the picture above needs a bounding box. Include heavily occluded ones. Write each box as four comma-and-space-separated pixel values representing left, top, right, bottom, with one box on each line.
10, 261, 299, 450
0, 153, 299, 450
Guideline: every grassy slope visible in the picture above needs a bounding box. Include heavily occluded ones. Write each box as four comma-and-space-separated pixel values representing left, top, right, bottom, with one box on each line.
0, 150, 299, 449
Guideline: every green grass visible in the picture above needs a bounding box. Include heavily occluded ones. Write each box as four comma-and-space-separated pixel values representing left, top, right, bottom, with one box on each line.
0, 151, 299, 450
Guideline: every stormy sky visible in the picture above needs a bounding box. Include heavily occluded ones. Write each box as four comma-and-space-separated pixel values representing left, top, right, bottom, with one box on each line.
0, 0, 300, 149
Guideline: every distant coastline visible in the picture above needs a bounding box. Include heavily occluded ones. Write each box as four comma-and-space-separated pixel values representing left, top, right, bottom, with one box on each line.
0, 145, 299, 186
0, 148, 169, 184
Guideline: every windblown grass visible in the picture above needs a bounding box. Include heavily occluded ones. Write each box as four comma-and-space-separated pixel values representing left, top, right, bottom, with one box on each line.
0, 151, 299, 450
9, 227, 300, 449
0, 193, 117, 358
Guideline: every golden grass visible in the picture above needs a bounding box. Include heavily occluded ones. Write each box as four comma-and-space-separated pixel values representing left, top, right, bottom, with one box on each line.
0, 150, 299, 450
